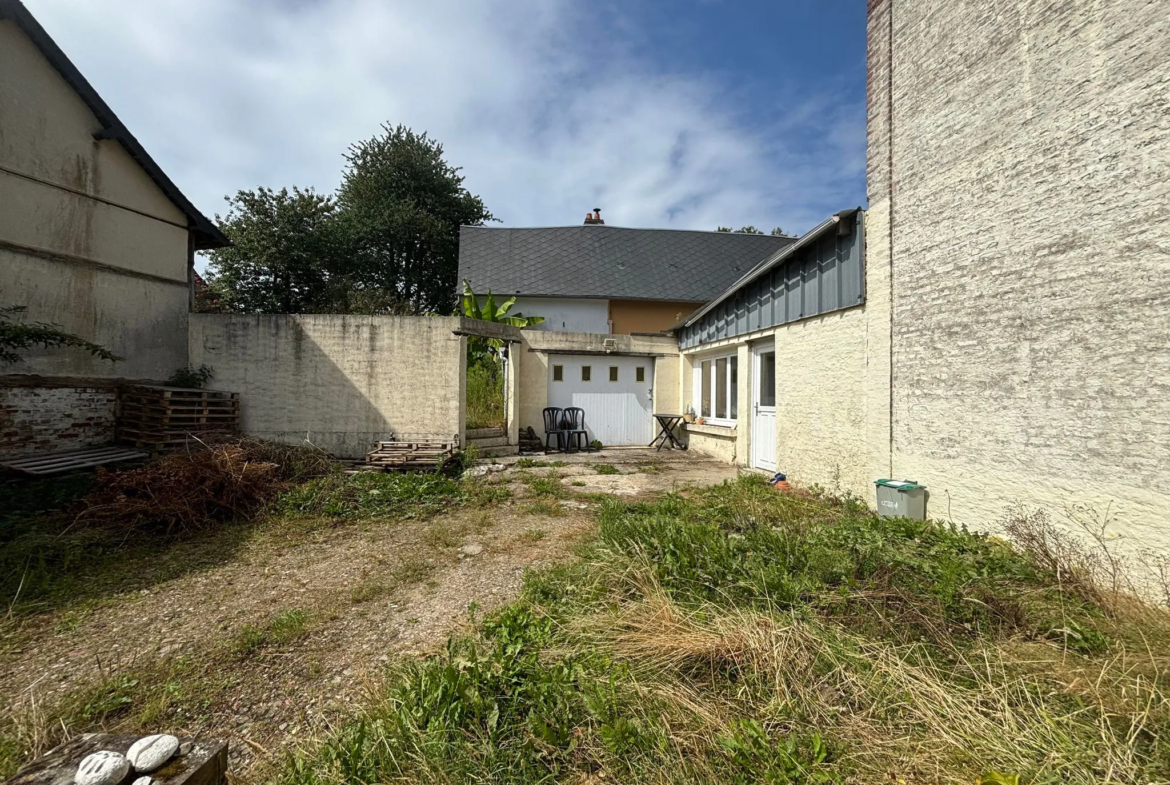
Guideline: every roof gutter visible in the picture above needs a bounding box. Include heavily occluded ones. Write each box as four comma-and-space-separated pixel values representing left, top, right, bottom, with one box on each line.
677, 208, 861, 329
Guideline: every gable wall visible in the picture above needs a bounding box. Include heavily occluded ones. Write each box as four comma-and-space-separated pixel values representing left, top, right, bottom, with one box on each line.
0, 19, 191, 380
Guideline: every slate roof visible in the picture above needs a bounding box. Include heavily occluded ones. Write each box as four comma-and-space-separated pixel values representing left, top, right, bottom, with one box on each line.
459, 225, 795, 303
0, 0, 228, 250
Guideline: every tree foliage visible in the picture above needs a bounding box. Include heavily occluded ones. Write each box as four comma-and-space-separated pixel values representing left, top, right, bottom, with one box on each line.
203, 125, 492, 315
340, 125, 493, 314
716, 225, 786, 235
0, 306, 120, 366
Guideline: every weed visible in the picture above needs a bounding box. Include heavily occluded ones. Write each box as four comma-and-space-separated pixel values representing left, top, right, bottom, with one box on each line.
526, 476, 568, 498
520, 528, 548, 542
592, 463, 621, 475
350, 580, 390, 604
278, 472, 463, 519
232, 609, 308, 655
526, 501, 564, 517
571, 481, 586, 487
515, 458, 568, 469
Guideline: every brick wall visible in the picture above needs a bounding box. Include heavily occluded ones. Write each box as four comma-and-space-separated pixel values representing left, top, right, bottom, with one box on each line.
867, 0, 1170, 550
0, 386, 117, 459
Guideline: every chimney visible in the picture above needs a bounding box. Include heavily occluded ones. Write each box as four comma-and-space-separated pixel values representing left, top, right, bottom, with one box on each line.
583, 208, 605, 225
584, 212, 595, 225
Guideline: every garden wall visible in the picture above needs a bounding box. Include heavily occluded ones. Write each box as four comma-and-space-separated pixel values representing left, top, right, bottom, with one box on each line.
189, 315, 467, 459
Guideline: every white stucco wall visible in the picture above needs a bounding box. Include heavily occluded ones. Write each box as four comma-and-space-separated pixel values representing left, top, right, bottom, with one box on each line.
505, 297, 610, 334
189, 315, 466, 459
0, 19, 191, 380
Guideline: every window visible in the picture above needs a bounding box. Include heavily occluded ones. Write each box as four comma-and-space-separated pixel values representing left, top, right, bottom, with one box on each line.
553, 365, 563, 382
759, 351, 776, 407
693, 354, 738, 423
609, 366, 619, 382
636, 366, 645, 383
581, 365, 591, 381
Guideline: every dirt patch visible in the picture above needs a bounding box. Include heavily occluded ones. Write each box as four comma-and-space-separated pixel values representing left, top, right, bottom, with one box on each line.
0, 453, 740, 781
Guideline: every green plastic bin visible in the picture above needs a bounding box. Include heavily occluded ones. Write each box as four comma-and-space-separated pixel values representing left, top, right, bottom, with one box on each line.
874, 479, 926, 519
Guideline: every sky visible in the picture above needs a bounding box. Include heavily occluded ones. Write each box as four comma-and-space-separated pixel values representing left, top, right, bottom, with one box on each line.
23, 0, 868, 268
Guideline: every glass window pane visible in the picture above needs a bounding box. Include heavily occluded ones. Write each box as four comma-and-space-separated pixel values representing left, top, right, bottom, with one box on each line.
609, 366, 619, 382
553, 365, 563, 382
700, 360, 711, 417
715, 357, 727, 419
636, 366, 645, 382
759, 352, 776, 407
582, 366, 591, 382
730, 357, 738, 419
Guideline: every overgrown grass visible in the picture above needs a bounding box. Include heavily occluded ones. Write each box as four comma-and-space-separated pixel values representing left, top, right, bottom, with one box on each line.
466, 357, 505, 430
233, 609, 309, 655
276, 472, 464, 519
592, 463, 621, 475
281, 476, 1170, 785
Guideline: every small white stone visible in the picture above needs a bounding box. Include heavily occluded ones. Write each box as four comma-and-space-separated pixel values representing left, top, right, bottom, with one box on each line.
126, 734, 179, 773
459, 543, 484, 557
177, 742, 192, 757
76, 751, 130, 785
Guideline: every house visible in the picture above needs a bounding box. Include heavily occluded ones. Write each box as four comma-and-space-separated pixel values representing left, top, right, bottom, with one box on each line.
0, 0, 227, 457
458, 211, 793, 334
672, 0, 1169, 556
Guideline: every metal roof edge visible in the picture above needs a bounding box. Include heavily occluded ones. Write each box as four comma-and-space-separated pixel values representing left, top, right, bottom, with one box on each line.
679, 208, 863, 329
0, 0, 229, 250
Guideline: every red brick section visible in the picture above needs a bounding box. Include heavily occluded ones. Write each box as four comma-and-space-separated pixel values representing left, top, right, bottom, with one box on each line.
0, 387, 117, 460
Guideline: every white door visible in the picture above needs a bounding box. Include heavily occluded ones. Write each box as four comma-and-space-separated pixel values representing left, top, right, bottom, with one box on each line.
751, 344, 777, 471
547, 356, 654, 446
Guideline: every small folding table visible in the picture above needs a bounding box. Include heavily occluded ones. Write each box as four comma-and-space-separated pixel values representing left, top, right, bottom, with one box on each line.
650, 413, 687, 451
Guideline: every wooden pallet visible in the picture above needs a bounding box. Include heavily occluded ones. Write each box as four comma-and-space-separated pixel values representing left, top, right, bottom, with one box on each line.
0, 445, 148, 476
117, 385, 240, 452
365, 438, 456, 470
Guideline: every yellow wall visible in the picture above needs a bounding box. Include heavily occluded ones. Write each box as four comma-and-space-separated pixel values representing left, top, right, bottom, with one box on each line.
608, 300, 702, 335
0, 20, 191, 379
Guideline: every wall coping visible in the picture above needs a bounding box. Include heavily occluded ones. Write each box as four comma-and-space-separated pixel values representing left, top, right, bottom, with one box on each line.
685, 422, 736, 437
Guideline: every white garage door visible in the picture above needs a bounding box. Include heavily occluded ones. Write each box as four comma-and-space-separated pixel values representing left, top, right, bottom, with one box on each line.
547, 356, 654, 446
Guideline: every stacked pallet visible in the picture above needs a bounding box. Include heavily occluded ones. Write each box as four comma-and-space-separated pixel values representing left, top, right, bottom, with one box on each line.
365, 437, 456, 471
117, 385, 240, 452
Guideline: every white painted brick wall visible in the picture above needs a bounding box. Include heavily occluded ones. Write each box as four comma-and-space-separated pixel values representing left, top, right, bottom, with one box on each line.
867, 0, 1170, 551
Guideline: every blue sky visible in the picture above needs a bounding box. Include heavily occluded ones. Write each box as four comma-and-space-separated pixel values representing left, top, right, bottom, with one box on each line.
25, 0, 867, 255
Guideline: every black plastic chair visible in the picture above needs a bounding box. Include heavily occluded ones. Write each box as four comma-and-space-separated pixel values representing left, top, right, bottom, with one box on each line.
562, 407, 590, 452
542, 407, 566, 451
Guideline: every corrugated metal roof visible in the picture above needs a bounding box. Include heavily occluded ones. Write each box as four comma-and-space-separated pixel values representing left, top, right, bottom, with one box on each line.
458, 225, 794, 302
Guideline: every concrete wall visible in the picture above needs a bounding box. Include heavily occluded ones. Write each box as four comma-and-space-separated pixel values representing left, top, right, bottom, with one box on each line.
189, 315, 466, 459
0, 19, 191, 380
609, 299, 703, 335
867, 0, 1170, 548
0, 384, 117, 459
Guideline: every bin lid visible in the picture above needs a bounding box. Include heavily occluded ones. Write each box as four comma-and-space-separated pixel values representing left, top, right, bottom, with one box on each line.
874, 478, 924, 491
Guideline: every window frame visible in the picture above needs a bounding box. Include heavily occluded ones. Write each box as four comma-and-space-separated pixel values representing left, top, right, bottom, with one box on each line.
635, 366, 645, 383
552, 364, 564, 382
581, 365, 592, 382
691, 352, 738, 426
609, 366, 619, 382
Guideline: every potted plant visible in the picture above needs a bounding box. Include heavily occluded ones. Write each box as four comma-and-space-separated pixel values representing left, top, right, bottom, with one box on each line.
683, 405, 696, 424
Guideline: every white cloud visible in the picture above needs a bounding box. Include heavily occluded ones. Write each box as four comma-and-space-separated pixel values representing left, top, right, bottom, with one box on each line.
23, 0, 865, 255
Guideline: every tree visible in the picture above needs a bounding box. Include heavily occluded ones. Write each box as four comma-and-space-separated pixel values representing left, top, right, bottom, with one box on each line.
0, 306, 120, 365
716, 225, 785, 235
203, 187, 352, 314
339, 125, 493, 314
